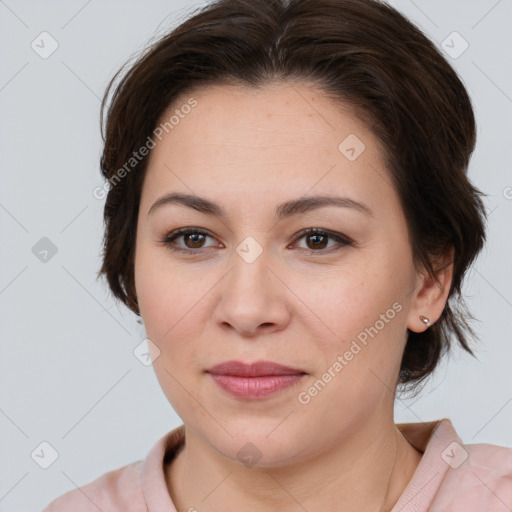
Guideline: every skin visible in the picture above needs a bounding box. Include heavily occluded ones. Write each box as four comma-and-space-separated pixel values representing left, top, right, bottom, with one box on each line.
134, 82, 453, 512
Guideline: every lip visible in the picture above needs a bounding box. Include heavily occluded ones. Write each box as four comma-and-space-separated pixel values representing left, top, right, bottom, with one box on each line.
207, 360, 307, 377
206, 360, 307, 400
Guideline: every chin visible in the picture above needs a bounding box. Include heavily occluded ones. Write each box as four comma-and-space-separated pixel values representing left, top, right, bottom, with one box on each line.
199, 421, 308, 468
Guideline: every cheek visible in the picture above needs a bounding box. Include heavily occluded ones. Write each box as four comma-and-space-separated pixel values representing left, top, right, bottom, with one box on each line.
135, 246, 178, 335
295, 271, 407, 414
134, 246, 212, 348
297, 263, 408, 371
291, 266, 385, 335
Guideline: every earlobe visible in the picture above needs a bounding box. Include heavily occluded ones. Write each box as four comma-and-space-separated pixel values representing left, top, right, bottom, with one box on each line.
407, 247, 454, 333
419, 314, 430, 326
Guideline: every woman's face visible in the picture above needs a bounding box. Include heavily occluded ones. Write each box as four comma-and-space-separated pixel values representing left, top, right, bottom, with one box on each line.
134, 82, 428, 465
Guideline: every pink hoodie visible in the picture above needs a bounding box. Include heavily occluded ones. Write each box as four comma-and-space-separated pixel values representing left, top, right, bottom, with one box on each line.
42, 418, 512, 511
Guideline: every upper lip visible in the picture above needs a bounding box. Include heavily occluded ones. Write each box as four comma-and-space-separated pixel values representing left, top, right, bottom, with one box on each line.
207, 360, 307, 377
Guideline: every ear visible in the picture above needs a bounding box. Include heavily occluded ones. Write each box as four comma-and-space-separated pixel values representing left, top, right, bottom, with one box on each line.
406, 247, 454, 333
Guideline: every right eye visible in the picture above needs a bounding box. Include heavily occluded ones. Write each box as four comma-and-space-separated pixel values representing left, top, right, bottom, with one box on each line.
159, 227, 222, 254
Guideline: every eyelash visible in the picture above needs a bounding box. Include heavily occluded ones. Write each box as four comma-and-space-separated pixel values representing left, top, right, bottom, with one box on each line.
159, 227, 353, 256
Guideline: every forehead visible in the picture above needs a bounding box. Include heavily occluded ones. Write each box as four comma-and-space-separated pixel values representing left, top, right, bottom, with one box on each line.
141, 82, 398, 218
158, 81, 371, 150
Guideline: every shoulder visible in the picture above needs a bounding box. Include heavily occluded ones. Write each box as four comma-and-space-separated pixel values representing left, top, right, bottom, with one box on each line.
41, 460, 145, 512
396, 419, 512, 512
433, 439, 512, 511
41, 425, 185, 512
467, 440, 512, 470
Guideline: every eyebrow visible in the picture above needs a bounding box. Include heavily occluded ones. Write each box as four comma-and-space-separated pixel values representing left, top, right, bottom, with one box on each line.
147, 192, 374, 219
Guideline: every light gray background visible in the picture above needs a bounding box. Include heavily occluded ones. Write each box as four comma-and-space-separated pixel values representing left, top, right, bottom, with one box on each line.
1, 0, 511, 510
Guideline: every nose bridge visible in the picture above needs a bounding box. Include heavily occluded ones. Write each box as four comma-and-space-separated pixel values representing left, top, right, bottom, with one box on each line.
214, 234, 290, 334
229, 234, 273, 297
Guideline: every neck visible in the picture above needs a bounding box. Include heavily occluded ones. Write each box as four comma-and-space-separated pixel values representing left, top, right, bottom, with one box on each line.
166, 418, 422, 512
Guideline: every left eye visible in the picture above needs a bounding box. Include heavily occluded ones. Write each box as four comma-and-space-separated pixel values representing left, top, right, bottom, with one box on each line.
160, 228, 219, 253
291, 228, 352, 253
160, 227, 352, 254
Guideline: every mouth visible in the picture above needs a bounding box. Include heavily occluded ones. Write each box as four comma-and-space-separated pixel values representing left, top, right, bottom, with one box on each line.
206, 360, 307, 400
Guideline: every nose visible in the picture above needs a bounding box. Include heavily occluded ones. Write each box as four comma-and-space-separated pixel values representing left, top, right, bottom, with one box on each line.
213, 249, 291, 338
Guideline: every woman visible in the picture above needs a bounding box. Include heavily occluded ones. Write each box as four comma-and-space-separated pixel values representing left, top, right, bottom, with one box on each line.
43, 0, 512, 510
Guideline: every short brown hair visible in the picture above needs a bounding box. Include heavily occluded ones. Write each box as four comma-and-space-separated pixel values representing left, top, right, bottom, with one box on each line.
97, 0, 487, 393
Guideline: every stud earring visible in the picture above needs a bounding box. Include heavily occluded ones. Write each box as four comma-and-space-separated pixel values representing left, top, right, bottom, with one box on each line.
419, 315, 430, 326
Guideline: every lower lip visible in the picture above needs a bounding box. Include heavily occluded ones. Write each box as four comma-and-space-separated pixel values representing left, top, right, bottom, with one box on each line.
208, 373, 305, 399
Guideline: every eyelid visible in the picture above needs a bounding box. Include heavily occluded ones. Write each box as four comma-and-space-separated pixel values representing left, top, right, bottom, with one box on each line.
160, 227, 353, 254
291, 227, 353, 247
160, 227, 221, 253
